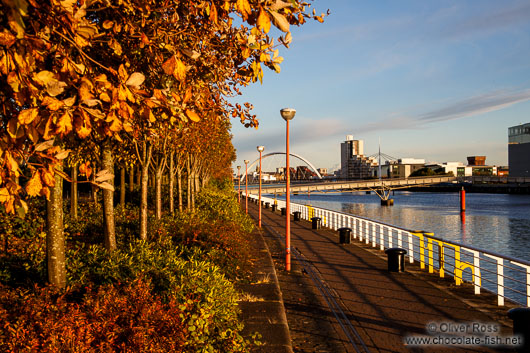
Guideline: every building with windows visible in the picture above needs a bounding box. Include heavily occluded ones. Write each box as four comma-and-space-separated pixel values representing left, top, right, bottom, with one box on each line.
509, 122, 530, 177
381, 158, 425, 178
340, 135, 377, 179
467, 156, 486, 166
317, 168, 328, 176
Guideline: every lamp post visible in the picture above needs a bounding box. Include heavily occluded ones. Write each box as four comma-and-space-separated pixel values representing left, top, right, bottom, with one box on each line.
257, 146, 265, 228
237, 165, 241, 203
281, 108, 296, 271
244, 160, 249, 214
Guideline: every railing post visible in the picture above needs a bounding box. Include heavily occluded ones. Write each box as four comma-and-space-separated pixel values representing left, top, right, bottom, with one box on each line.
427, 238, 434, 273
372, 222, 376, 247
411, 231, 426, 269
511, 261, 530, 307
485, 254, 505, 306
408, 232, 414, 263
379, 225, 384, 250
388, 227, 393, 249
365, 221, 369, 244
470, 250, 481, 295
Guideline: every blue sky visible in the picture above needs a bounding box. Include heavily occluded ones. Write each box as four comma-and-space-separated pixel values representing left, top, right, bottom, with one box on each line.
231, 0, 530, 172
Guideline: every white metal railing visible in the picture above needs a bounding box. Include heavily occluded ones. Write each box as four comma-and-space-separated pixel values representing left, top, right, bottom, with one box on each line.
244, 193, 530, 308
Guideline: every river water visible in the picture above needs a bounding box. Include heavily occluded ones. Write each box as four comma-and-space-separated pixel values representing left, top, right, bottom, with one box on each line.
274, 191, 530, 263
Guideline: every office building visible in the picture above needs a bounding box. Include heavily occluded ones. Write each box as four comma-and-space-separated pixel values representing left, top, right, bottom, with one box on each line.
340, 135, 377, 179
508, 123, 530, 177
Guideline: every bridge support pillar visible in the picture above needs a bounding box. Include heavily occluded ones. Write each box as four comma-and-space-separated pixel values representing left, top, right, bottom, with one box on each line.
381, 199, 394, 206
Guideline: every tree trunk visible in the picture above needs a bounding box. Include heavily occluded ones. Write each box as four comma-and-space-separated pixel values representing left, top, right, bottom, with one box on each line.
129, 167, 134, 193
92, 166, 98, 207
139, 143, 152, 241
177, 168, 183, 212
92, 187, 98, 207
155, 169, 163, 219
186, 157, 191, 210
70, 166, 78, 219
136, 166, 141, 187
102, 142, 116, 252
140, 164, 149, 240
190, 170, 195, 211
194, 173, 200, 197
47, 162, 66, 289
120, 167, 126, 208
169, 152, 175, 215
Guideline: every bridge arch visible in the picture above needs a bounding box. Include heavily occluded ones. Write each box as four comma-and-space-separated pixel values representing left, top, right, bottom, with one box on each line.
240, 152, 323, 181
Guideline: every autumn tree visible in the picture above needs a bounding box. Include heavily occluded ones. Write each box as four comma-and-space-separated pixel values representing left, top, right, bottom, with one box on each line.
1, 0, 326, 286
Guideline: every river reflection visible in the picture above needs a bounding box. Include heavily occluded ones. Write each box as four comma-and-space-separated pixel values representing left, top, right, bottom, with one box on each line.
278, 191, 530, 262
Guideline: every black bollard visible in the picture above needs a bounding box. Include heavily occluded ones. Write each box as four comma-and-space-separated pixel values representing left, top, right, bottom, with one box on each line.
508, 307, 530, 352
384, 248, 407, 272
265, 202, 270, 209
271, 204, 277, 212
338, 227, 352, 244
281, 207, 286, 216
293, 211, 301, 221
311, 217, 322, 230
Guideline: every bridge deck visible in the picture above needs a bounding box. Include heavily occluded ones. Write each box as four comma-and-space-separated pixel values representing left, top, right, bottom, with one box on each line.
247, 176, 458, 195
246, 201, 516, 352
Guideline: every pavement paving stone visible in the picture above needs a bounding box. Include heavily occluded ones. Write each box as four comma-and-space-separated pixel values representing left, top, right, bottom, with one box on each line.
243, 200, 519, 353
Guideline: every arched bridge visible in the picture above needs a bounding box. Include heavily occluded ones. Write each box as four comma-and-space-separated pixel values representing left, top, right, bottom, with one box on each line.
240, 152, 323, 182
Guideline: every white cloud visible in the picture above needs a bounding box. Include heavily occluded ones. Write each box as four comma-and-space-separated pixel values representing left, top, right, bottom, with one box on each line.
355, 88, 530, 133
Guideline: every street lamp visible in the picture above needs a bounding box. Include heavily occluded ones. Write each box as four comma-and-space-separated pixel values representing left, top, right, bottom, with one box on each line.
257, 146, 265, 228
281, 108, 296, 271
237, 165, 241, 203
244, 160, 249, 214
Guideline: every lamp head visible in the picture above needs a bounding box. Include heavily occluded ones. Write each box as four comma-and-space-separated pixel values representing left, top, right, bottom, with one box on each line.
280, 108, 296, 121
257, 146, 265, 152
244, 160, 249, 165
237, 165, 241, 170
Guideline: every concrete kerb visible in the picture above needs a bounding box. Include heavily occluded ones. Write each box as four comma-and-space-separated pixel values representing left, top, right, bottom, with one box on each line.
238, 226, 293, 353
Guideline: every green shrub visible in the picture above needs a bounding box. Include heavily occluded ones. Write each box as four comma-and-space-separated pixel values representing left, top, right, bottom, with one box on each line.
0, 199, 46, 287
65, 240, 251, 352
196, 186, 254, 234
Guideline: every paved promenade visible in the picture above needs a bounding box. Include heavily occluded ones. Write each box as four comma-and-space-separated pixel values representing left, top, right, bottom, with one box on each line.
243, 200, 519, 353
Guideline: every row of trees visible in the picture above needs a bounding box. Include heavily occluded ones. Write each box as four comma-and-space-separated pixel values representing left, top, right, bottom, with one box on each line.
0, 0, 326, 288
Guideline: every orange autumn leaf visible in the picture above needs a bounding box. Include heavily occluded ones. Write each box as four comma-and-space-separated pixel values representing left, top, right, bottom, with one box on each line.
236, 0, 251, 20
5, 151, 19, 177
56, 111, 73, 135
18, 108, 38, 125
74, 110, 92, 139
79, 161, 92, 178
185, 109, 200, 122
257, 8, 271, 33
183, 87, 193, 104
25, 172, 43, 197
173, 57, 187, 81
162, 56, 176, 75
41, 169, 55, 187
42, 96, 64, 111
209, 3, 218, 24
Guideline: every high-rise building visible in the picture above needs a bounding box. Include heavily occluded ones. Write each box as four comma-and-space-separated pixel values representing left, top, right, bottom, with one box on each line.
340, 135, 377, 179
508, 123, 530, 177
